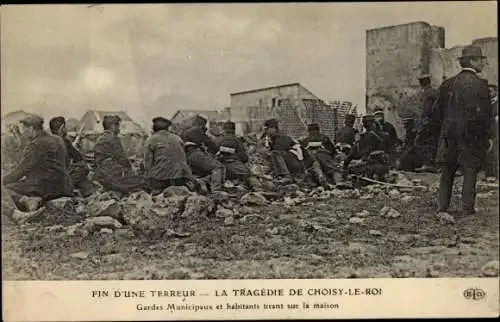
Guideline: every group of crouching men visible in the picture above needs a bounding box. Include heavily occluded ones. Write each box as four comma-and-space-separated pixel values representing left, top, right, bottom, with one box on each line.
1, 108, 400, 224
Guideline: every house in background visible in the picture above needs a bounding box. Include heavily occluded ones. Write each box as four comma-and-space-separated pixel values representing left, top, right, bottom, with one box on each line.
228, 82, 353, 141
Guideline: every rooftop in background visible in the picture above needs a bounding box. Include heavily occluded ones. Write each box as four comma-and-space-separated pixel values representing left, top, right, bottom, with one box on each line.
231, 82, 305, 96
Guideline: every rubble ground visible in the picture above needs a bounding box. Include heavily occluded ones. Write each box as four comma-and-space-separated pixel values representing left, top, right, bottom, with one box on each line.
2, 172, 499, 280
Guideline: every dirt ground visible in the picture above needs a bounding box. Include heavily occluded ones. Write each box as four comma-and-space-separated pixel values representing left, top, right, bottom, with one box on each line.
2, 172, 499, 280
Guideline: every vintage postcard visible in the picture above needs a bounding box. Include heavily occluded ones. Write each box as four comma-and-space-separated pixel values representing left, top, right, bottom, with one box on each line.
1, 2, 499, 321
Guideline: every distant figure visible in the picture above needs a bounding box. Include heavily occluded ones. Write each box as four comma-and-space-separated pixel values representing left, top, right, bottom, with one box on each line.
143, 117, 196, 194
263, 118, 305, 184
2, 115, 73, 223
435, 45, 493, 217
216, 121, 261, 190
301, 123, 337, 186
181, 115, 225, 193
414, 73, 440, 173
485, 84, 498, 180
49, 116, 97, 197
93, 115, 145, 194
397, 116, 421, 171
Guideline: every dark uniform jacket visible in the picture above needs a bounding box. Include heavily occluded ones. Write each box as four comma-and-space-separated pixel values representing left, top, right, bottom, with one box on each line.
62, 136, 83, 164
217, 134, 248, 163
335, 127, 357, 146
3, 131, 73, 198
376, 121, 398, 148
301, 132, 336, 156
144, 130, 192, 181
181, 127, 218, 155
435, 69, 493, 168
421, 86, 439, 122
93, 130, 132, 177
269, 133, 297, 151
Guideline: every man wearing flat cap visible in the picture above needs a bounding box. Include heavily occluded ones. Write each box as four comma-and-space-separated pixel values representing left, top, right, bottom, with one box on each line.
343, 114, 391, 180
300, 123, 337, 186
2, 114, 73, 223
262, 118, 305, 184
434, 45, 494, 218
49, 116, 96, 197
143, 117, 196, 193
181, 114, 225, 193
93, 115, 145, 194
216, 121, 261, 190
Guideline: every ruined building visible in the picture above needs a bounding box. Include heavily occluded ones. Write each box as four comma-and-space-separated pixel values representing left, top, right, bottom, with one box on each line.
366, 21, 498, 137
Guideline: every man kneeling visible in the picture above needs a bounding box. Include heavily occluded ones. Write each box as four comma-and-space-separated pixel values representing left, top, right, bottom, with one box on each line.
216, 121, 261, 190
301, 123, 337, 186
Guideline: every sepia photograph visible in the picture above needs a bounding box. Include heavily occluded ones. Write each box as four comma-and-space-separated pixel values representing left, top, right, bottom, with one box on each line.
1, 1, 498, 287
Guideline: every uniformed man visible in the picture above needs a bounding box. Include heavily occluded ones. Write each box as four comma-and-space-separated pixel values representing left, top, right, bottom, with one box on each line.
301, 123, 337, 186
93, 115, 145, 194
435, 45, 493, 217
335, 114, 358, 155
143, 117, 196, 194
397, 116, 421, 171
414, 73, 440, 173
263, 118, 305, 184
343, 115, 391, 180
2, 115, 73, 222
49, 116, 97, 197
373, 107, 399, 158
181, 115, 225, 193
216, 121, 262, 190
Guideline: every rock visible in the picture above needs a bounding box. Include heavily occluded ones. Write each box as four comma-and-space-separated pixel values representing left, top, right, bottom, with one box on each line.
114, 228, 135, 238
380, 206, 400, 218
102, 254, 126, 265
279, 184, 301, 196
331, 189, 346, 198
266, 227, 279, 235
181, 195, 215, 218
481, 260, 499, 277
100, 228, 113, 234
349, 217, 365, 225
388, 189, 401, 198
240, 192, 267, 206
436, 212, 455, 224
46, 197, 74, 211
152, 196, 187, 216
162, 185, 192, 198
121, 191, 154, 224
86, 216, 122, 230
346, 189, 361, 199
412, 179, 422, 185
216, 207, 234, 218
401, 195, 418, 203
94, 191, 121, 202
369, 230, 383, 236
223, 181, 235, 188
356, 210, 370, 217
211, 191, 230, 203
66, 223, 84, 236
360, 194, 373, 200
47, 225, 65, 233
87, 200, 121, 219
223, 216, 234, 226
70, 251, 89, 260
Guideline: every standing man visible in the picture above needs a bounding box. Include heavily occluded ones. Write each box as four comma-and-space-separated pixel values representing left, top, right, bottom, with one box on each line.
485, 84, 498, 181
143, 117, 196, 194
263, 118, 305, 184
49, 116, 97, 197
2, 115, 73, 222
301, 123, 337, 186
181, 115, 225, 193
435, 45, 493, 217
93, 115, 145, 194
216, 121, 261, 190
414, 74, 440, 173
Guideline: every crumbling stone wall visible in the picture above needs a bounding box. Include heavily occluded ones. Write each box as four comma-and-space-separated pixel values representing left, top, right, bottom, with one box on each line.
367, 21, 498, 138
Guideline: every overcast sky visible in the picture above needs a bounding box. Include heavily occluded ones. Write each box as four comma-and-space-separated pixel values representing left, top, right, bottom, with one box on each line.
1, 2, 497, 124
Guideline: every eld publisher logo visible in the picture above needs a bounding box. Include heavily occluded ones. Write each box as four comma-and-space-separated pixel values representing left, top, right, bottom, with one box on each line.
463, 288, 486, 300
